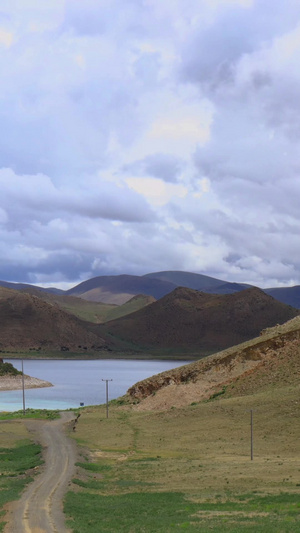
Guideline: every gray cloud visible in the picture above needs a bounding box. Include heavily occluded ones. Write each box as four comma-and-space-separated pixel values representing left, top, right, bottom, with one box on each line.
0, 1, 300, 288
0, 169, 154, 227
123, 153, 185, 183
180, 1, 300, 88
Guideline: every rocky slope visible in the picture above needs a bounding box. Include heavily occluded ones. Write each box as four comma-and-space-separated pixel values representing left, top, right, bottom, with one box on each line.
127, 316, 300, 410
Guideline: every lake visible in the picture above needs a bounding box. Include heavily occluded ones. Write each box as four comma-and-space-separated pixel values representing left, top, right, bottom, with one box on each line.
1, 359, 189, 412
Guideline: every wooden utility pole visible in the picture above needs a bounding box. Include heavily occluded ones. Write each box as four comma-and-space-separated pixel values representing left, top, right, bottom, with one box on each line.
102, 379, 113, 418
21, 359, 25, 415
250, 409, 253, 461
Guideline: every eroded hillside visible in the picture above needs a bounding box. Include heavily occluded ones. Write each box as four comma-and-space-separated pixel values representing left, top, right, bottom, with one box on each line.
127, 316, 300, 410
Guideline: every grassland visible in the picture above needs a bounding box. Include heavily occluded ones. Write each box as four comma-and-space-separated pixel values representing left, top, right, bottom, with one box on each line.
0, 409, 60, 421
65, 382, 300, 532
27, 293, 153, 325
55, 298, 116, 323
0, 421, 42, 531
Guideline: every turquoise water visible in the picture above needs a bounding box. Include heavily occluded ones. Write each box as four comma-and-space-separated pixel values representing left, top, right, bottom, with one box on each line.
1, 359, 189, 411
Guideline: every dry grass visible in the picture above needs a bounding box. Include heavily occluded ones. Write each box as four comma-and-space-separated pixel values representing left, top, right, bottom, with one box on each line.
0, 421, 30, 448
72, 382, 300, 497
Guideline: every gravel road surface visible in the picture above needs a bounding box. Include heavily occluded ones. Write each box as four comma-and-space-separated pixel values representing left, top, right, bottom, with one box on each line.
5, 411, 77, 533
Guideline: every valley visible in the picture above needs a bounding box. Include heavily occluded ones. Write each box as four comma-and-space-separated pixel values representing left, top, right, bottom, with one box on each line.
0, 271, 299, 531
0, 271, 299, 359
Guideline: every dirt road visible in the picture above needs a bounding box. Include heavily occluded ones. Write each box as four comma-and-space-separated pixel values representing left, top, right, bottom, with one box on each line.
5, 411, 77, 533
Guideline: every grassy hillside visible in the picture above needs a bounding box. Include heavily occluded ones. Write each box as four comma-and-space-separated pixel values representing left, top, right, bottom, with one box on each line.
66, 381, 300, 530
124, 315, 300, 407
18, 288, 117, 323
103, 294, 156, 321
17, 288, 154, 324
64, 316, 300, 531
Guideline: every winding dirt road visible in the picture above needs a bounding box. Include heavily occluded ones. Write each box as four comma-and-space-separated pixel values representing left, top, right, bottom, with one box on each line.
5, 411, 77, 533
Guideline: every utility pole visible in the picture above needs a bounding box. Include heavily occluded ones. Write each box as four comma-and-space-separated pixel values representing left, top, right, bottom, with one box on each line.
250, 409, 253, 461
102, 379, 113, 418
21, 359, 25, 415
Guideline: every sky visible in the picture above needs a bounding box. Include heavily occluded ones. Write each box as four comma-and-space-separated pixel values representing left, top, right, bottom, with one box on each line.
1, 0, 300, 290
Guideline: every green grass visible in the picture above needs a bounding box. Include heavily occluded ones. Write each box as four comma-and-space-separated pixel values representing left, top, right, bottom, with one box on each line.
208, 385, 227, 401
0, 409, 60, 421
0, 440, 42, 531
0, 362, 21, 376
56, 300, 116, 323
75, 462, 112, 473
65, 490, 300, 532
65, 383, 300, 532
0, 442, 42, 474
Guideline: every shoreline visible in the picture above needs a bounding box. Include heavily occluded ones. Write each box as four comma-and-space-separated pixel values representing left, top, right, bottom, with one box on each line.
0, 375, 53, 391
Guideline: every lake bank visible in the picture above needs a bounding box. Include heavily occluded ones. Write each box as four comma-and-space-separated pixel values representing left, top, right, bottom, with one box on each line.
0, 350, 200, 361
0, 375, 53, 391
0, 359, 191, 411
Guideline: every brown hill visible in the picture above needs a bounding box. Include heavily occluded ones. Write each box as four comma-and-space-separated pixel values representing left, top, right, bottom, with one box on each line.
127, 315, 300, 410
0, 287, 107, 354
100, 286, 300, 356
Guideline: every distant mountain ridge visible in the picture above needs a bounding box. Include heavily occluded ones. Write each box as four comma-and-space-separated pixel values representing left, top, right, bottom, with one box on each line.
0, 282, 299, 358
1, 271, 300, 308
0, 280, 63, 294
264, 286, 300, 309
66, 274, 177, 304
65, 271, 254, 304
143, 271, 227, 290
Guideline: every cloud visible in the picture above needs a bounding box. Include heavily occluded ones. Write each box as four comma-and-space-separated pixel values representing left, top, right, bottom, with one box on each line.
0, 169, 154, 225
125, 177, 188, 207
0, 1, 300, 288
123, 153, 185, 183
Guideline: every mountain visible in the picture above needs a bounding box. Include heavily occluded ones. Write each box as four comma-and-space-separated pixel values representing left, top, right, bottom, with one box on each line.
66, 274, 177, 304
143, 270, 227, 290
0, 287, 108, 354
99, 287, 300, 356
2, 272, 300, 309
0, 283, 299, 359
0, 280, 63, 294
66, 271, 253, 304
145, 272, 252, 295
264, 286, 300, 309
202, 282, 252, 295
